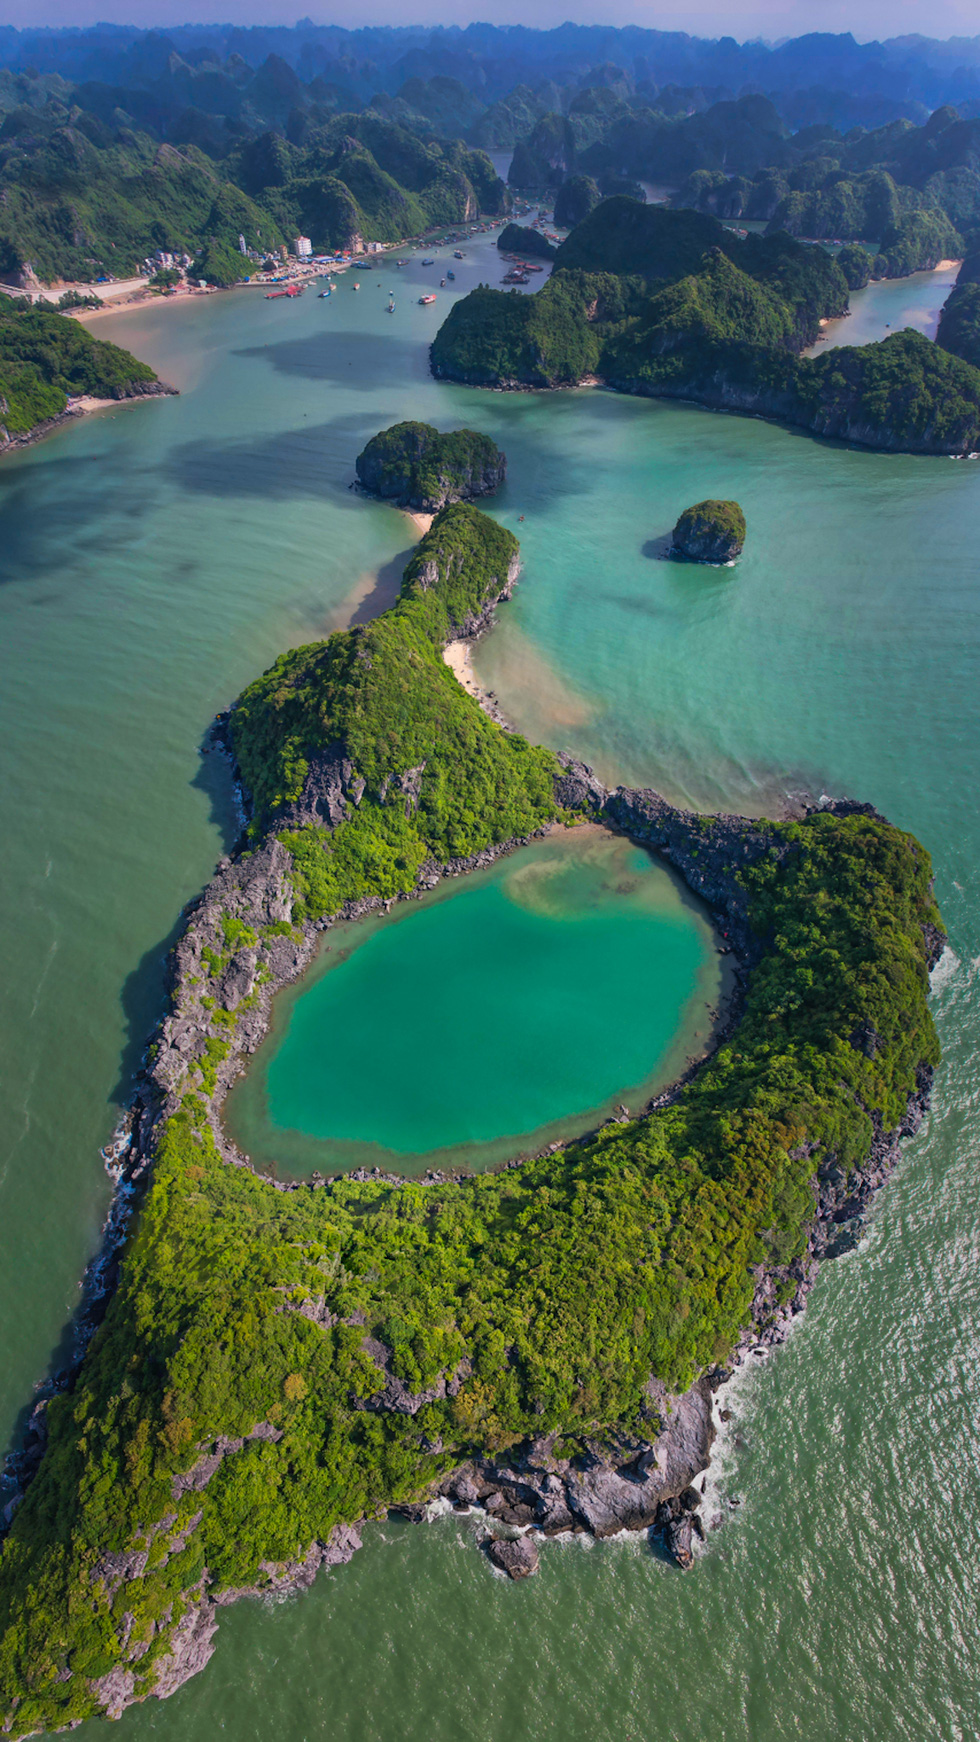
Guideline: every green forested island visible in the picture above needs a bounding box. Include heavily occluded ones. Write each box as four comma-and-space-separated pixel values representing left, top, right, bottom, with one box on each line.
672, 499, 746, 563
0, 501, 942, 1733
432, 199, 980, 455
0, 294, 168, 441
355, 421, 506, 511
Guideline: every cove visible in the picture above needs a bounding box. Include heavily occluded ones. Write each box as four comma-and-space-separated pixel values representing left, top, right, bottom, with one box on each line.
225, 826, 724, 1177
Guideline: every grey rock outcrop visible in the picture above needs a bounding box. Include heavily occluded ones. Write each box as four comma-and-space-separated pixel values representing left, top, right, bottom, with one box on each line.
485, 1534, 540, 1578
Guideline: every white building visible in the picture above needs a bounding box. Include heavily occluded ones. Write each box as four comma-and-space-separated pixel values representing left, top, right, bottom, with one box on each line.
292, 236, 313, 259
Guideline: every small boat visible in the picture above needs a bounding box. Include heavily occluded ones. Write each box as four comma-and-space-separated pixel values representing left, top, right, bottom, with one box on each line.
421, 257, 435, 266
352, 281, 360, 290
265, 283, 303, 299
418, 293, 437, 305
446, 269, 455, 281
388, 296, 395, 312
440, 277, 446, 286
318, 284, 331, 298
454, 250, 464, 259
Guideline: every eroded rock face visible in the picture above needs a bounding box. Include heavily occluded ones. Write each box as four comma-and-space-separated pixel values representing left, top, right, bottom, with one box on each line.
439, 1375, 716, 1545
671, 498, 746, 564
484, 1534, 540, 1578
355, 422, 506, 511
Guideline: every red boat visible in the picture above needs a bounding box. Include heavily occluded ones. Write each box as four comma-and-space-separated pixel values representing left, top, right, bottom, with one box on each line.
265, 284, 303, 299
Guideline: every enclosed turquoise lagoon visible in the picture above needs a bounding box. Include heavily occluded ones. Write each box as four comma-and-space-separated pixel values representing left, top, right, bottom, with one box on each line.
226, 826, 724, 1176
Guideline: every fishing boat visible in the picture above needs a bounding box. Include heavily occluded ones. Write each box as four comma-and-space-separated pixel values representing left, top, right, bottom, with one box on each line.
421, 257, 435, 266
446, 269, 455, 281
454, 250, 465, 259
418, 293, 437, 305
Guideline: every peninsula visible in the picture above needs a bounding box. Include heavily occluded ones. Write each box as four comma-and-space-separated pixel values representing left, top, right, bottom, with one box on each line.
0, 501, 942, 1735
0, 293, 173, 449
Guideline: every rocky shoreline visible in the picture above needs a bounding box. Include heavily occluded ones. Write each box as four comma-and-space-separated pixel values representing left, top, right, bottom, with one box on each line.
0, 521, 943, 1727
0, 743, 941, 1584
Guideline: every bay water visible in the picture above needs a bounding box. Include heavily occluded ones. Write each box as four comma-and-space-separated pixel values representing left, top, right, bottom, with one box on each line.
0, 230, 977, 1739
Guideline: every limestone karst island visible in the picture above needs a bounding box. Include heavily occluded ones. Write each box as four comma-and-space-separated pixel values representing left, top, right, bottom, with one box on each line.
0, 14, 974, 1742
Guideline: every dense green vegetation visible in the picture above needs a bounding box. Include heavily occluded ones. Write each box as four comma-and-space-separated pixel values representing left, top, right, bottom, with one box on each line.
0, 294, 159, 437
433, 202, 980, 452
190, 239, 252, 288
936, 278, 980, 370
431, 272, 620, 387
672, 498, 746, 561
554, 175, 602, 229
0, 100, 508, 286
231, 505, 558, 908
355, 421, 505, 511
0, 125, 277, 285
675, 107, 980, 240
0, 691, 941, 1733
496, 222, 556, 261
836, 244, 874, 291
228, 118, 508, 254
553, 197, 731, 281
873, 210, 963, 278
434, 205, 849, 393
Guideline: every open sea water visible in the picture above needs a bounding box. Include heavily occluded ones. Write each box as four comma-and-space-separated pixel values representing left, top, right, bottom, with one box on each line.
0, 235, 977, 1739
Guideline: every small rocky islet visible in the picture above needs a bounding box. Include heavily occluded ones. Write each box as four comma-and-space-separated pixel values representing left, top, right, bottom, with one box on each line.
355, 420, 506, 512
672, 499, 746, 564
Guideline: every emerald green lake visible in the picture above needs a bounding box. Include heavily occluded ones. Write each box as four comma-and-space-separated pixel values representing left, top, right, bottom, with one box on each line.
0, 224, 978, 1742
226, 829, 720, 1174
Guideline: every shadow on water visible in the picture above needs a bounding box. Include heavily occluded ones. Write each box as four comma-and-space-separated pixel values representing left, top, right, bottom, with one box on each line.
110, 739, 239, 1105
162, 420, 364, 501
0, 459, 156, 581
348, 545, 416, 625
642, 534, 675, 561
238, 329, 424, 389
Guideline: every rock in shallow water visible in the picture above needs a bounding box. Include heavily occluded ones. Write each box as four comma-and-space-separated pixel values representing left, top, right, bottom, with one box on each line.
484, 1534, 540, 1579
671, 498, 746, 564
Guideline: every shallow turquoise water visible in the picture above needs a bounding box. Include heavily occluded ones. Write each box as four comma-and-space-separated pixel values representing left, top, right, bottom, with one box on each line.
228, 830, 717, 1172
0, 234, 977, 1740
804, 263, 959, 355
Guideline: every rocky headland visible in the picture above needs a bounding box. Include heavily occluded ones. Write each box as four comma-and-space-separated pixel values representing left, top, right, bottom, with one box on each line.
0, 503, 944, 1736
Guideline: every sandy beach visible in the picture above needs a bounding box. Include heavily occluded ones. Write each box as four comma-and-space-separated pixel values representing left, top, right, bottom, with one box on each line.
403, 510, 435, 535
442, 639, 509, 724
69, 284, 221, 323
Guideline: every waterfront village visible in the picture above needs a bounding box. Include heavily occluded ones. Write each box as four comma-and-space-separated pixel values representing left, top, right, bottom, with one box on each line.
10, 201, 565, 315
